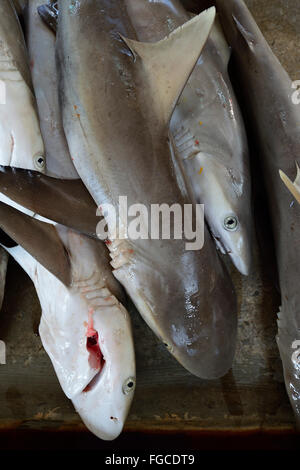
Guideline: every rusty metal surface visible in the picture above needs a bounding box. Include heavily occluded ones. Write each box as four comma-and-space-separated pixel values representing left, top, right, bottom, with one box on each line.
0, 0, 299, 437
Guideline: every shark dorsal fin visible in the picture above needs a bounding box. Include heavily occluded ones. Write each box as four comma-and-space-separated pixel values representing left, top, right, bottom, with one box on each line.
279, 163, 300, 205
0, 166, 99, 237
189, 12, 231, 68
121, 7, 216, 123
0, 202, 71, 286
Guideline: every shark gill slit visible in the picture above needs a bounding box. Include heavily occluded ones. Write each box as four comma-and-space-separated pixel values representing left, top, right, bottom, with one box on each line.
73, 270, 122, 391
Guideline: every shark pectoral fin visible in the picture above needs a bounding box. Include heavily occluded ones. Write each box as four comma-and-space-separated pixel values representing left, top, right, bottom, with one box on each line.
279, 168, 300, 205
37, 2, 58, 33
121, 7, 216, 123
0, 166, 100, 238
0, 202, 71, 286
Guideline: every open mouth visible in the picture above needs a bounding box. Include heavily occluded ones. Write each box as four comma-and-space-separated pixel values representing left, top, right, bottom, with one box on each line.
83, 326, 106, 393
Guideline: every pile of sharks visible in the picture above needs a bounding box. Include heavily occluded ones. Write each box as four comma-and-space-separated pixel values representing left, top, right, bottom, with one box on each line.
0, 0, 299, 440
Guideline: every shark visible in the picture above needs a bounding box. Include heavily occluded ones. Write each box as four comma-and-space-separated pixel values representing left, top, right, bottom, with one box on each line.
0, 1, 238, 379
25, 0, 78, 178
0, 0, 45, 312
216, 0, 300, 424
0, 204, 135, 441
0, 2, 136, 440
51, 0, 237, 379
125, 0, 252, 276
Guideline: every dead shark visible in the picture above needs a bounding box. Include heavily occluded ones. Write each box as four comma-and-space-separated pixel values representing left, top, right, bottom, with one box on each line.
51, 0, 237, 379
124, 0, 252, 276
0, 205, 135, 441
0, 4, 136, 439
216, 0, 300, 423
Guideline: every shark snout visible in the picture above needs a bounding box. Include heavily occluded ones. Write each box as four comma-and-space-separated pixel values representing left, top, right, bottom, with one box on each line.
230, 251, 251, 276
114, 242, 237, 379
229, 227, 252, 276
72, 369, 134, 440
213, 223, 252, 276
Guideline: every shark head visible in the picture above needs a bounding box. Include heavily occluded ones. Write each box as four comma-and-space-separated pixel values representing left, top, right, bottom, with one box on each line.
110, 234, 237, 380
184, 153, 252, 276
5, 223, 135, 441
54, 3, 238, 378
58, 228, 135, 440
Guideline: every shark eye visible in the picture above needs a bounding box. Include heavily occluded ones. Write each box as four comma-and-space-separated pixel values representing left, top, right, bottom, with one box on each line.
122, 377, 136, 395
224, 215, 238, 231
33, 154, 45, 171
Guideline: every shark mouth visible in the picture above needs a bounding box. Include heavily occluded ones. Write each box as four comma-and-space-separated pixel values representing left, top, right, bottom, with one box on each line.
213, 234, 232, 255
86, 332, 105, 371
83, 308, 105, 392
83, 333, 105, 393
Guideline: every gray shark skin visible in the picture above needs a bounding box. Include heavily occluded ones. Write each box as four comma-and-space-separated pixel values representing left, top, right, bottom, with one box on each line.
0, 0, 45, 172
0, 0, 42, 312
1, 0, 31, 90
56, 0, 237, 379
0, 4, 99, 238
12, 0, 28, 16
216, 0, 300, 423
124, 0, 252, 276
26, 0, 78, 178
0, 200, 135, 440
